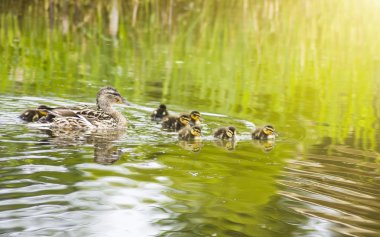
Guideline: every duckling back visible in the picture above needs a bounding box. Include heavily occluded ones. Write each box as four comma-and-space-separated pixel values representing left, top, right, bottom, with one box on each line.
162, 114, 190, 131
214, 126, 236, 140
161, 116, 177, 129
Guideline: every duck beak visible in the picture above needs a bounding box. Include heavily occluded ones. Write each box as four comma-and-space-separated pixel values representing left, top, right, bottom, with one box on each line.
122, 97, 131, 106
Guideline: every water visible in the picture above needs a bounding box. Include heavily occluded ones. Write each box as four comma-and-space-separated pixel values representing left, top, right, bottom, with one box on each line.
1, 96, 379, 236
1, 1, 380, 236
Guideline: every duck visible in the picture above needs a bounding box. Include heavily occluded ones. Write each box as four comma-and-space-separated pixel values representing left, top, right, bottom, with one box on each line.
178, 125, 202, 140
252, 125, 277, 140
21, 87, 129, 131
214, 126, 237, 140
189, 111, 202, 126
20, 108, 49, 122
150, 104, 169, 121
161, 114, 190, 131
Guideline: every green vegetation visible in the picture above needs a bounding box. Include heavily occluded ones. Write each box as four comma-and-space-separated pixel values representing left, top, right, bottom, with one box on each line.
1, 0, 379, 147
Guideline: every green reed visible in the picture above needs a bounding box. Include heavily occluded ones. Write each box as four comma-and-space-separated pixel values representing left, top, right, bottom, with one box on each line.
1, 0, 379, 147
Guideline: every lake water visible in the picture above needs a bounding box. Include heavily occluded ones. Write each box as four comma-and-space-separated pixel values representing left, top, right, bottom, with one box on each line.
0, 1, 379, 236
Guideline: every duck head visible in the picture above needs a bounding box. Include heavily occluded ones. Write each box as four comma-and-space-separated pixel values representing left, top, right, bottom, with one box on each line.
96, 87, 130, 110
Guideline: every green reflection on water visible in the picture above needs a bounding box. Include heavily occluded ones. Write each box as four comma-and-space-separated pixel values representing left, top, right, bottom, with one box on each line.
1, 0, 379, 146
1, 0, 380, 236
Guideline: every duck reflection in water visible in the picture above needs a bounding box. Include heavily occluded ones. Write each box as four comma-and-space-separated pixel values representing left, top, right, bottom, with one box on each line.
178, 140, 203, 152
213, 139, 237, 151
43, 129, 126, 164
252, 139, 276, 152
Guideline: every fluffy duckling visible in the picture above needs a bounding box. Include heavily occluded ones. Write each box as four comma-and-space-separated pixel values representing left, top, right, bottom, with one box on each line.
214, 126, 237, 140
20, 108, 49, 122
189, 111, 202, 126
162, 114, 190, 131
252, 125, 277, 140
178, 125, 202, 140
20, 105, 94, 122
151, 104, 169, 121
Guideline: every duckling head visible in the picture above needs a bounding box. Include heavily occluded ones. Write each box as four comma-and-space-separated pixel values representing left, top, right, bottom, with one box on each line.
263, 125, 276, 136
159, 104, 167, 110
179, 114, 191, 125
226, 126, 237, 138
190, 111, 201, 122
191, 126, 202, 137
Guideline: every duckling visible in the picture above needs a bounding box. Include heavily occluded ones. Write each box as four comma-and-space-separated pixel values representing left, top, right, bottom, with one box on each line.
252, 125, 277, 140
21, 87, 129, 131
151, 104, 169, 121
20, 104, 95, 122
214, 126, 237, 140
162, 114, 190, 131
20, 109, 49, 122
178, 125, 202, 140
189, 111, 202, 126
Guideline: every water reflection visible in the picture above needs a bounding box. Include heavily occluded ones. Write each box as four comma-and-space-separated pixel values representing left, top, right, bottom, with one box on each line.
252, 140, 276, 153
278, 133, 380, 236
88, 131, 126, 165
1, 0, 380, 234
42, 129, 126, 165
213, 139, 238, 151
2, 93, 380, 236
178, 140, 203, 152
